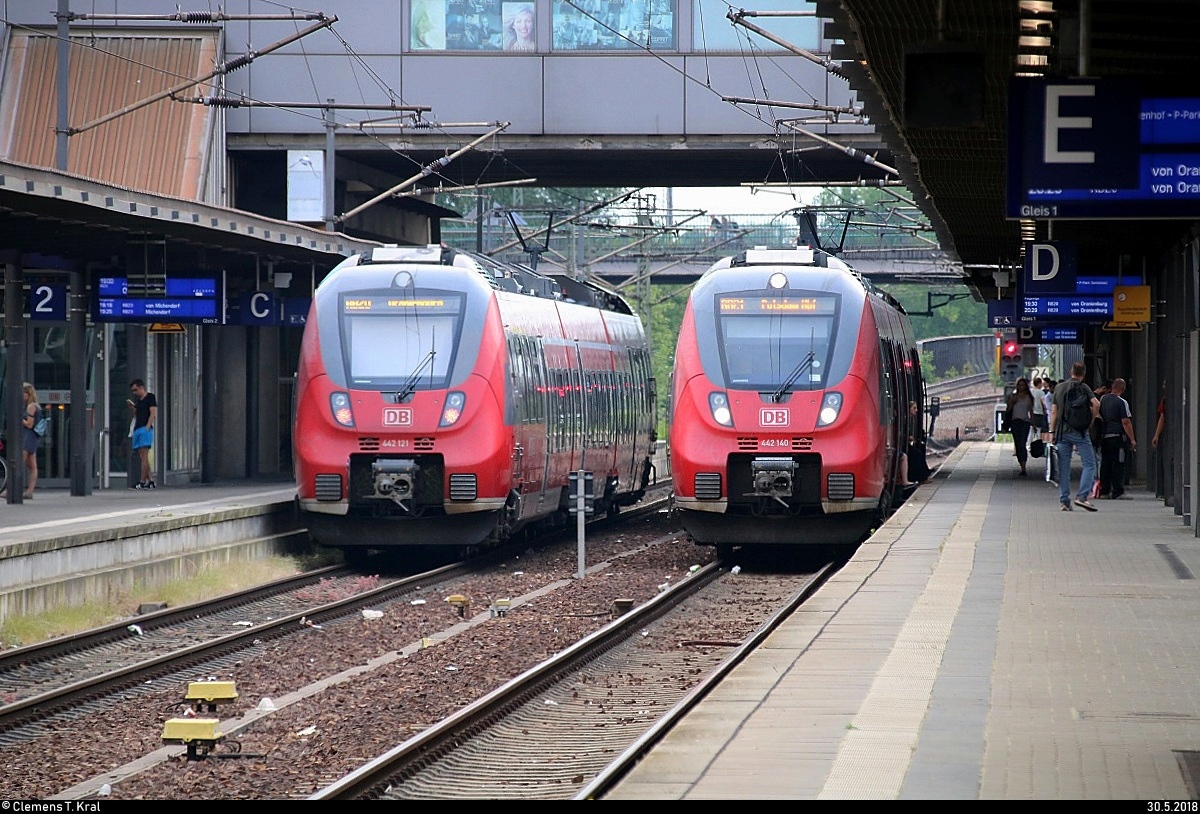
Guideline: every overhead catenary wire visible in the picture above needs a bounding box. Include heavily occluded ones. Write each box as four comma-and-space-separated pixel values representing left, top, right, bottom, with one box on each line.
67, 17, 338, 136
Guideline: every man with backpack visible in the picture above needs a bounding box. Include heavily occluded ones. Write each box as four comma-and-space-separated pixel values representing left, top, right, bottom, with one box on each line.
1049, 361, 1101, 511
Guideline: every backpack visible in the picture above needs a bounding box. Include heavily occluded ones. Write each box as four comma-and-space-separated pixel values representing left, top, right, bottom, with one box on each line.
33, 408, 50, 438
1064, 381, 1093, 432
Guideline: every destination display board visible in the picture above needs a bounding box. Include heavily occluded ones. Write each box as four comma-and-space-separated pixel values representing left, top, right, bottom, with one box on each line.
340, 292, 462, 315
94, 277, 223, 324
717, 294, 836, 315
1017, 241, 1114, 322
1009, 77, 1200, 219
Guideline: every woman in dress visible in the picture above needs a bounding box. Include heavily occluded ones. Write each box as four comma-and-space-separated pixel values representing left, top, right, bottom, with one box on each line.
8, 382, 40, 497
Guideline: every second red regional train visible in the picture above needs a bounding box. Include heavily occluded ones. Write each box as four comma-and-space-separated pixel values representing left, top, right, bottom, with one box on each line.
294, 245, 657, 555
669, 245, 923, 549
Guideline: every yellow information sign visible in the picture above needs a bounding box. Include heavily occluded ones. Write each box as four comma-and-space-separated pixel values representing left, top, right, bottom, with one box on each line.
1112, 285, 1150, 323
149, 323, 186, 334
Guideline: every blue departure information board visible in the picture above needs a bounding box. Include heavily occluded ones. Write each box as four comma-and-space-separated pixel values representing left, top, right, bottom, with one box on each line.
94, 278, 223, 324
1009, 77, 1200, 219
1040, 326, 1080, 343
166, 278, 217, 297
97, 298, 219, 319
98, 277, 128, 296
1020, 295, 1111, 319
1018, 241, 1115, 322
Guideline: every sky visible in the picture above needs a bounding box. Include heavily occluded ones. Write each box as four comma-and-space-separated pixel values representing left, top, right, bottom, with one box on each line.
654, 186, 817, 219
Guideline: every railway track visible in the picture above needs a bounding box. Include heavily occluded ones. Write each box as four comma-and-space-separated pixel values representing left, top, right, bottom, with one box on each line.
0, 491, 672, 739
926, 372, 991, 396
311, 558, 838, 800
2, 490, 691, 799
0, 561, 472, 741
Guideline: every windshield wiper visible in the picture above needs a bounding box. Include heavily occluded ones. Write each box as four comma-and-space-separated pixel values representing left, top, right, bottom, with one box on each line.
394, 347, 436, 403
771, 350, 815, 403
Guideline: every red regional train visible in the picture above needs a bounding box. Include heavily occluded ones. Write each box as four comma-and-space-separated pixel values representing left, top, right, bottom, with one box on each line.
668, 246, 924, 550
293, 245, 657, 555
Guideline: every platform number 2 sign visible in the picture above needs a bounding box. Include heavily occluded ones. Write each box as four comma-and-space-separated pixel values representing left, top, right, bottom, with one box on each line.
29, 283, 68, 321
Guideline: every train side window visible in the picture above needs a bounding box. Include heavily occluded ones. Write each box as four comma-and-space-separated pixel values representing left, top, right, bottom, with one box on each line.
533, 339, 547, 424
878, 338, 894, 426
574, 364, 583, 450
507, 336, 523, 424
606, 369, 616, 446
556, 367, 567, 452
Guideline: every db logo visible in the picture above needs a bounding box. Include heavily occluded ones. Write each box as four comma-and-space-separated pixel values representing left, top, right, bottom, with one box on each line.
383, 407, 413, 426
759, 408, 789, 427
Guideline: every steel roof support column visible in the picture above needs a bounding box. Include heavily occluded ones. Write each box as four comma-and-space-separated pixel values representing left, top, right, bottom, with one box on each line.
4, 252, 26, 502
55, 0, 69, 170
69, 264, 91, 495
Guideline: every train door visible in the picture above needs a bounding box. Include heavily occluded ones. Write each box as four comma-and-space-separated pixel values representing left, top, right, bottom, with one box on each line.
622, 348, 642, 489
512, 335, 549, 522
572, 341, 587, 473
527, 336, 552, 516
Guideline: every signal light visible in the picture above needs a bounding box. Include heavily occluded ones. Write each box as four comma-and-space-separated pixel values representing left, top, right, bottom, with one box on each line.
999, 339, 1022, 384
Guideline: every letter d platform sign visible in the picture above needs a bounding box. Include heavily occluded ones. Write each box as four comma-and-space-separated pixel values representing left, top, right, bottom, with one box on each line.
1024, 241, 1077, 294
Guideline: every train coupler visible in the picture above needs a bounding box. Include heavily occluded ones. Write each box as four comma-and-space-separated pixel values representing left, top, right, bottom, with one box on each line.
371, 458, 419, 510
747, 457, 797, 507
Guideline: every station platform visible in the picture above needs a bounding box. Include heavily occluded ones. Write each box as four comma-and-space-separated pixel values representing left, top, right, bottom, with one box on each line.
604, 440, 1200, 800
0, 479, 301, 621
0, 479, 297, 550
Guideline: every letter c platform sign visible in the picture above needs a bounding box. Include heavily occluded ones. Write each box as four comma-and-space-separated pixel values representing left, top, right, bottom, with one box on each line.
240, 291, 279, 325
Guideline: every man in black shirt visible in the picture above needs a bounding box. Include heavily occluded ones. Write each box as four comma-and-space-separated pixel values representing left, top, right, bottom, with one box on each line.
129, 379, 158, 489
1098, 378, 1136, 499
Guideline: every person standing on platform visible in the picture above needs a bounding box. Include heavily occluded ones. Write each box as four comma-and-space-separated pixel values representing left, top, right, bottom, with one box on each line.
1098, 378, 1136, 499
901, 400, 930, 485
3, 382, 42, 498
1049, 361, 1100, 511
1031, 376, 1047, 434
129, 379, 158, 490
1039, 377, 1057, 482
1006, 377, 1036, 477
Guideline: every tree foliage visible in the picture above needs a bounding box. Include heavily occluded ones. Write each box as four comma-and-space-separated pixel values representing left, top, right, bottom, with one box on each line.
877, 284, 988, 342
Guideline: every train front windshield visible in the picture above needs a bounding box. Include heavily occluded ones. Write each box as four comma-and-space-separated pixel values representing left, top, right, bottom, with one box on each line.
339, 291, 463, 389
715, 291, 839, 391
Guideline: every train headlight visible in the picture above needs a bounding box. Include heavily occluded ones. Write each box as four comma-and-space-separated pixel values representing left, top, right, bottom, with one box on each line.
330, 392, 355, 428
708, 392, 733, 427
439, 391, 466, 427
767, 272, 788, 289
816, 391, 843, 427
